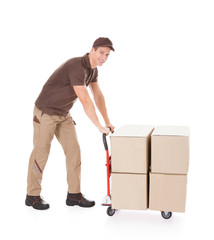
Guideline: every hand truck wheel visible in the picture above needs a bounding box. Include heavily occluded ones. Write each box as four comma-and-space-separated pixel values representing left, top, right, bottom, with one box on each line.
161, 211, 172, 219
107, 206, 116, 216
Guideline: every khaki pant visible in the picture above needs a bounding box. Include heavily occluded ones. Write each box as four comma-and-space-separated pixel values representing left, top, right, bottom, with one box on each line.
27, 106, 81, 196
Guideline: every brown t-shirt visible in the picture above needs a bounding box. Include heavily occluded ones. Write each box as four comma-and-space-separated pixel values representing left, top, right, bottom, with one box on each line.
35, 53, 98, 116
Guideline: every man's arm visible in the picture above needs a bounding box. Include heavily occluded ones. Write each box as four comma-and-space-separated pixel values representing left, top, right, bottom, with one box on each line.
73, 85, 110, 134
89, 82, 115, 132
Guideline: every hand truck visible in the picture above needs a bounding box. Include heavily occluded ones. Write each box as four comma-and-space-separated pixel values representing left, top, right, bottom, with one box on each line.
101, 131, 172, 219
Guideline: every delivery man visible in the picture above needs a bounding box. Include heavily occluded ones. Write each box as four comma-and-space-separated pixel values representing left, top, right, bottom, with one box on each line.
26, 37, 115, 210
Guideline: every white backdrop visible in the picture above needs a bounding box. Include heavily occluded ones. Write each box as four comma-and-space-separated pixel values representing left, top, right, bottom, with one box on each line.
1, 0, 214, 239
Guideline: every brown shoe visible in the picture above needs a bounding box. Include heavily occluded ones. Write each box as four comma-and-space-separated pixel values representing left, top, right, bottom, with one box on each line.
66, 193, 95, 208
25, 195, 50, 210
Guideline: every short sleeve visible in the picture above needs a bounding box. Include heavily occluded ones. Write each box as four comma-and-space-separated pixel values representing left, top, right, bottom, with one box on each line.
68, 64, 86, 86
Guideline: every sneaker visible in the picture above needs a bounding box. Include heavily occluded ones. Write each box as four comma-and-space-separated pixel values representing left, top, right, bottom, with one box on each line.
66, 193, 95, 208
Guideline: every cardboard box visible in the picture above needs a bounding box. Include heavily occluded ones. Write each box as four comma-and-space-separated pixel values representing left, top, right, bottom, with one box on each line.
111, 125, 154, 174
111, 173, 148, 210
149, 173, 187, 212
151, 126, 189, 174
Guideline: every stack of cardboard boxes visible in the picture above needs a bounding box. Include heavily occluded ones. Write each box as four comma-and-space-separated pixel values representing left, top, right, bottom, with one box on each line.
110, 125, 189, 213
111, 125, 154, 210
149, 126, 189, 212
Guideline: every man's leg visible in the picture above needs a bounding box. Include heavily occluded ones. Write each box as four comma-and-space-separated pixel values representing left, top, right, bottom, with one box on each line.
55, 114, 81, 193
26, 106, 56, 209
55, 114, 95, 207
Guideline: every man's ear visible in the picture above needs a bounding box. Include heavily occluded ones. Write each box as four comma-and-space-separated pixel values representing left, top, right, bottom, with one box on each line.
90, 47, 95, 54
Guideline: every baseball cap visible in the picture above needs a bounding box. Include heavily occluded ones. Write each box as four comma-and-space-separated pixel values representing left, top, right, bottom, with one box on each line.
93, 37, 115, 51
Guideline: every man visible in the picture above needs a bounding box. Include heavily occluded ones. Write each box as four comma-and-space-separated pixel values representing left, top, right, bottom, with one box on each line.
26, 37, 115, 210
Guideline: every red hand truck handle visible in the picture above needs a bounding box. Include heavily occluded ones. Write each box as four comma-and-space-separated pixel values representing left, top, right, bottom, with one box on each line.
102, 128, 114, 150
103, 133, 109, 150
103, 128, 114, 197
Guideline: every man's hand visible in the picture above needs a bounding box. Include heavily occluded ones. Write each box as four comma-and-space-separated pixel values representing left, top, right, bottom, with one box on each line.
99, 126, 111, 135
105, 122, 115, 133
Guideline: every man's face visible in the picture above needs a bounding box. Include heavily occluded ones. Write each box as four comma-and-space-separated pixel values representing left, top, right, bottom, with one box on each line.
91, 47, 111, 67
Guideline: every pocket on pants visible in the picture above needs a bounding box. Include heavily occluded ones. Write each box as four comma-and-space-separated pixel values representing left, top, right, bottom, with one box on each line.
33, 106, 43, 124
68, 114, 76, 125
33, 107, 43, 146
72, 119, 76, 125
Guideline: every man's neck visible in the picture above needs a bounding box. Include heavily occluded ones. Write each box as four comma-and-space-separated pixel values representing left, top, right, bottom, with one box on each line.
88, 53, 97, 69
